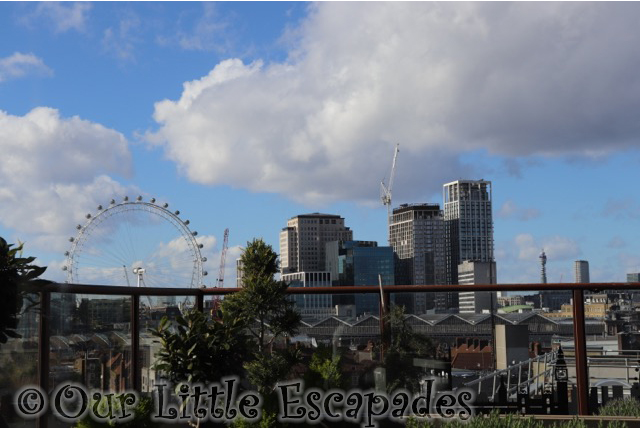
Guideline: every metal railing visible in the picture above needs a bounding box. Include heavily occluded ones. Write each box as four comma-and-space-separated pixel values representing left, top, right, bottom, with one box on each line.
461, 350, 558, 400
16, 280, 640, 426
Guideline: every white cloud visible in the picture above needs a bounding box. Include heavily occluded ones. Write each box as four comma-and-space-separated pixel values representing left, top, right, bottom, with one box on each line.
22, 2, 91, 33
514, 233, 580, 262
0, 52, 53, 82
102, 13, 141, 62
0, 107, 135, 253
149, 2, 640, 205
497, 200, 540, 221
157, 3, 231, 53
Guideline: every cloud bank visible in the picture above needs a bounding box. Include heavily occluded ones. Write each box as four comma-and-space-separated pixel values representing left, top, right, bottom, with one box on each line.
149, 2, 640, 205
0, 107, 135, 252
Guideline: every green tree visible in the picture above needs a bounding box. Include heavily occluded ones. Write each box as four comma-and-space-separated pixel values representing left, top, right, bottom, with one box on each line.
222, 239, 301, 353
306, 345, 344, 390
0, 237, 49, 345
383, 305, 435, 392
150, 308, 248, 384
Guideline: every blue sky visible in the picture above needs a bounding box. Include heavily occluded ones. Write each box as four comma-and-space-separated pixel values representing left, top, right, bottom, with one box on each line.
1, 2, 640, 289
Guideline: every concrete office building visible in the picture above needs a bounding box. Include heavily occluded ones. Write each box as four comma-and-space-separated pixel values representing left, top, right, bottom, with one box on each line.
457, 260, 497, 314
280, 213, 352, 274
388, 203, 446, 313
282, 271, 334, 319
628, 273, 640, 283
575, 260, 590, 283
442, 180, 495, 312
325, 241, 394, 317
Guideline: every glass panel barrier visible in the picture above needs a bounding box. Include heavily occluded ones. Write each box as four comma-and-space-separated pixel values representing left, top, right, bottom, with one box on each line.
49, 292, 132, 392
0, 293, 39, 427
139, 295, 195, 393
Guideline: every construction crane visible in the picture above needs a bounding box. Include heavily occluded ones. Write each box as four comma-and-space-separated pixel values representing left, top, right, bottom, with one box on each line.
217, 228, 229, 287
380, 144, 399, 242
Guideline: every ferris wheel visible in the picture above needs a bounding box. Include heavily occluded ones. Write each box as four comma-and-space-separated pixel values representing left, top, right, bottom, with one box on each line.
63, 196, 207, 289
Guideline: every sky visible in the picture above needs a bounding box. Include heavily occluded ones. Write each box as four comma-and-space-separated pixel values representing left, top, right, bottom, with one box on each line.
1, 2, 640, 289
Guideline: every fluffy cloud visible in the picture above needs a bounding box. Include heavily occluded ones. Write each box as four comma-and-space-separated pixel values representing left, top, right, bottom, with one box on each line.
149, 2, 640, 205
0, 107, 135, 252
21, 2, 91, 33
0, 52, 53, 82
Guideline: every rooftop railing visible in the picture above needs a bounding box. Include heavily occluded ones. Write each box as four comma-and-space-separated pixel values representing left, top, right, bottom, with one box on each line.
5, 281, 640, 426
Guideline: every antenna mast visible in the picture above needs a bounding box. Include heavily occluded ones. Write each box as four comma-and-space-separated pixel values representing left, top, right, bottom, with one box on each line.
380, 144, 400, 243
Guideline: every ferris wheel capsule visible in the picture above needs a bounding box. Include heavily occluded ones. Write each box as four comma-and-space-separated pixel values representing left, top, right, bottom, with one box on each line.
150, 198, 156, 203
137, 196, 143, 201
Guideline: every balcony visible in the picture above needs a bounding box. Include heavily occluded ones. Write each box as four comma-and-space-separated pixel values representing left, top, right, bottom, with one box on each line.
2, 281, 640, 427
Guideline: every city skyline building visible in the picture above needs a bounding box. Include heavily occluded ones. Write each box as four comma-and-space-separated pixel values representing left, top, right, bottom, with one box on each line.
279, 213, 353, 274
325, 240, 394, 316
575, 260, 590, 283
388, 203, 446, 313
282, 271, 334, 319
458, 260, 497, 314
441, 179, 495, 312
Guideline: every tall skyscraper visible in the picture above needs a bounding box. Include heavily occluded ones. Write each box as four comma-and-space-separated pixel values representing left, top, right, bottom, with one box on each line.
442, 180, 495, 312
279, 213, 353, 274
388, 203, 446, 313
325, 240, 394, 316
574, 260, 590, 283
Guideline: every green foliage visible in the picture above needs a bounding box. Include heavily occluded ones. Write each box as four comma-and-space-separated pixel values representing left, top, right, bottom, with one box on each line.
150, 308, 248, 384
244, 352, 292, 396
230, 410, 277, 428
222, 239, 301, 353
0, 237, 49, 345
405, 411, 632, 428
383, 305, 436, 392
306, 345, 344, 390
598, 397, 640, 417
73, 396, 156, 428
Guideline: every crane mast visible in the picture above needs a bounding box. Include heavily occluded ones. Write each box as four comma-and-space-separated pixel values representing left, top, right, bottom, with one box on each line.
380, 144, 399, 242
217, 228, 229, 287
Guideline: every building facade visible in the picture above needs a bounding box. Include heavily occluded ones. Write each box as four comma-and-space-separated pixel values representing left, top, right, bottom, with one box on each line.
325, 240, 394, 317
388, 203, 446, 313
279, 213, 353, 274
457, 260, 497, 314
442, 180, 495, 312
574, 260, 590, 283
282, 271, 334, 319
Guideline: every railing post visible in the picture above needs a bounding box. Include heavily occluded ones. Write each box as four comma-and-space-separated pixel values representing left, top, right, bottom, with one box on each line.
131, 294, 140, 392
573, 288, 589, 415
37, 291, 50, 428
196, 291, 204, 313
